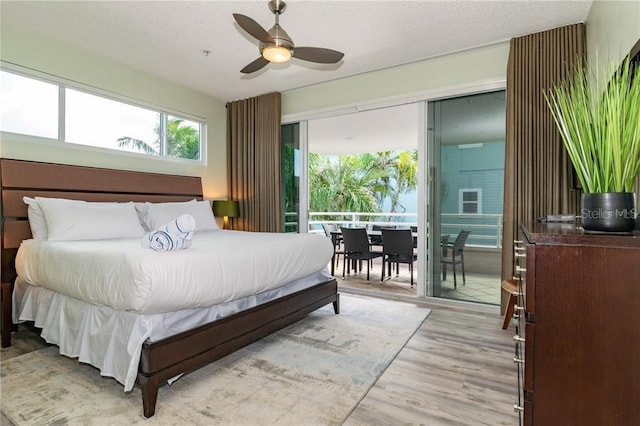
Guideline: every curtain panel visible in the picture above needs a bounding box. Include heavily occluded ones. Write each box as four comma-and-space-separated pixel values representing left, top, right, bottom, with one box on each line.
226, 92, 283, 232
502, 24, 585, 284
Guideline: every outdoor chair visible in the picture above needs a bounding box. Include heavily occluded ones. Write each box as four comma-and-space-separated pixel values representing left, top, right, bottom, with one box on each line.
441, 229, 471, 289
341, 227, 383, 281
439, 234, 450, 253
381, 228, 418, 286
410, 225, 418, 248
369, 224, 395, 246
322, 223, 343, 270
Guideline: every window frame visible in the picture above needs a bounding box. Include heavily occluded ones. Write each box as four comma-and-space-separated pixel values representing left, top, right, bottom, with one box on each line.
0, 63, 207, 165
458, 188, 482, 214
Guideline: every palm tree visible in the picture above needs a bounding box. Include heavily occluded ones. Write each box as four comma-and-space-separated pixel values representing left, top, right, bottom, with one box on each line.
309, 153, 383, 219
359, 152, 396, 206
308, 149, 418, 218
387, 150, 418, 213
118, 118, 199, 160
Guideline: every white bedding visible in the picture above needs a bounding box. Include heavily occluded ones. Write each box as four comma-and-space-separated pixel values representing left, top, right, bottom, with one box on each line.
16, 230, 334, 314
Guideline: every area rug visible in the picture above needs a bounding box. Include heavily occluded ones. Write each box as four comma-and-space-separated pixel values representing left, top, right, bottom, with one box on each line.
0, 294, 430, 425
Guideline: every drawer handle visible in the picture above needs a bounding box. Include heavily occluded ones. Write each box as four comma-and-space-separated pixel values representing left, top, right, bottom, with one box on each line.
513, 356, 524, 364
513, 334, 525, 342
513, 240, 523, 244
514, 404, 524, 413
515, 266, 527, 273
514, 246, 525, 252
515, 305, 525, 312
515, 253, 526, 258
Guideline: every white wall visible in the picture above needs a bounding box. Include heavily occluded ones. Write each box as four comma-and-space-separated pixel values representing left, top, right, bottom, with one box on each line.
0, 23, 228, 200
586, 0, 640, 75
281, 42, 510, 117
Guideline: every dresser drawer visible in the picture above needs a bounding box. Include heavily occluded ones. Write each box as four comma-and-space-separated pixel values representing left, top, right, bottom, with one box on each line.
519, 222, 640, 425
523, 322, 534, 392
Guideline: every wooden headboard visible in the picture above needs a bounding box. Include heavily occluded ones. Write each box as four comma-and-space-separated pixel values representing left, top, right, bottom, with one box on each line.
0, 159, 204, 283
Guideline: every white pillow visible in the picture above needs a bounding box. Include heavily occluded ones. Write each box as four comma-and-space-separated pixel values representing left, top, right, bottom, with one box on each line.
22, 197, 48, 239
134, 200, 197, 231
35, 197, 146, 241
144, 200, 219, 232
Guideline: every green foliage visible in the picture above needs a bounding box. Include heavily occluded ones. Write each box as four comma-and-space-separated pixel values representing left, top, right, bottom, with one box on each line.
544, 55, 640, 193
283, 144, 298, 213
309, 150, 418, 216
118, 118, 200, 160
309, 153, 380, 218
166, 119, 199, 159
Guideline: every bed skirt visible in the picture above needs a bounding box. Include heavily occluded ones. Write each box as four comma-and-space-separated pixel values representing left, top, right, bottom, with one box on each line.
12, 269, 333, 391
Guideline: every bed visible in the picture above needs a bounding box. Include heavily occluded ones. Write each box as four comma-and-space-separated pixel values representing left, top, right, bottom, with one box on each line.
0, 158, 339, 418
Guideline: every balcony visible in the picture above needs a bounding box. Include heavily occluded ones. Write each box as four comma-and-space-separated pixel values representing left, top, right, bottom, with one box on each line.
291, 211, 503, 305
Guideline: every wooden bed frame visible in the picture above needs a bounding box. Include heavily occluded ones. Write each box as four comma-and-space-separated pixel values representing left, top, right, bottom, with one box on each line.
0, 158, 339, 418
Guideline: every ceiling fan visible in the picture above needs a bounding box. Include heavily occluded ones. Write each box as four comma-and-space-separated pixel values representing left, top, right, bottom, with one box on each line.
233, 0, 344, 74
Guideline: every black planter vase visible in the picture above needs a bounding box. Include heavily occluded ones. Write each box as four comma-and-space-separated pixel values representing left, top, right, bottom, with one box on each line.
581, 192, 637, 232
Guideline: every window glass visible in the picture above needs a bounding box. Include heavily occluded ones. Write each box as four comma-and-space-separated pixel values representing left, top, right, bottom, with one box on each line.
0, 70, 58, 138
459, 189, 482, 214
65, 89, 160, 154
2, 68, 205, 163
282, 122, 301, 233
166, 115, 200, 160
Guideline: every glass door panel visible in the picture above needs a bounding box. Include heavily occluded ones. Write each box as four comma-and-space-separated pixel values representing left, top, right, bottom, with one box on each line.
282, 122, 302, 233
428, 90, 505, 304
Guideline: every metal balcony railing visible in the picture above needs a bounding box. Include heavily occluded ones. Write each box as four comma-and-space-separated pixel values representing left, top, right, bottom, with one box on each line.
296, 211, 503, 249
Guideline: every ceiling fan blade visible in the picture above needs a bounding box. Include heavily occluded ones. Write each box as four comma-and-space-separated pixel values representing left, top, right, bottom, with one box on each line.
293, 47, 344, 64
233, 13, 274, 44
240, 56, 270, 74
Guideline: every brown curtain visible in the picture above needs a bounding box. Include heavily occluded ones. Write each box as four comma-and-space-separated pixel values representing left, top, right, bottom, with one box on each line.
226, 92, 283, 232
502, 24, 585, 283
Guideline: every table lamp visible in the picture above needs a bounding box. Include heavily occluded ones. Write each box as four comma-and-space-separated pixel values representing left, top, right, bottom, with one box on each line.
212, 200, 239, 230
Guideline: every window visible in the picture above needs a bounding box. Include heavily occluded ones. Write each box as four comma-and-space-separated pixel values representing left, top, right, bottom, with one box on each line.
66, 89, 160, 154
0, 69, 204, 162
0, 71, 59, 139
459, 189, 482, 214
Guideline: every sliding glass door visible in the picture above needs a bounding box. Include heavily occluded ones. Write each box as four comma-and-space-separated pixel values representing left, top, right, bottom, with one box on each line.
426, 90, 505, 304
282, 88, 505, 305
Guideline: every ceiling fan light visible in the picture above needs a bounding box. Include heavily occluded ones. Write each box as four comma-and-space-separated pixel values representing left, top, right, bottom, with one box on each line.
262, 45, 291, 63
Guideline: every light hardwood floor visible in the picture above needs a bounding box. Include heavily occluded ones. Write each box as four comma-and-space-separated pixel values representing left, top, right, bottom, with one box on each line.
335, 255, 503, 305
341, 289, 519, 425
2, 293, 519, 425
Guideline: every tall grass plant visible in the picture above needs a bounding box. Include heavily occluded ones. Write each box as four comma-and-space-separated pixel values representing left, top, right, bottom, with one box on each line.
545, 55, 640, 193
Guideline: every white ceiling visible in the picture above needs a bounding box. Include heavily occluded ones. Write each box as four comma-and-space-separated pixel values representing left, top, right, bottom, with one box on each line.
1, 0, 593, 102
309, 103, 420, 154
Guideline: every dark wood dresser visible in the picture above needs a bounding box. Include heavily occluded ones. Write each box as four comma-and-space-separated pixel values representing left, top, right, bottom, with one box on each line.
514, 222, 640, 426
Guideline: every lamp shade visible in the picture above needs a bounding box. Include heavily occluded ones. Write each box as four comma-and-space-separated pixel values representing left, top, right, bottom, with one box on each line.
262, 45, 292, 63
212, 200, 239, 218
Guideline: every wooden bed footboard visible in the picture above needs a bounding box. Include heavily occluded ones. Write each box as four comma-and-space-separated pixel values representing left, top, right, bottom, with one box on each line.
137, 279, 339, 418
